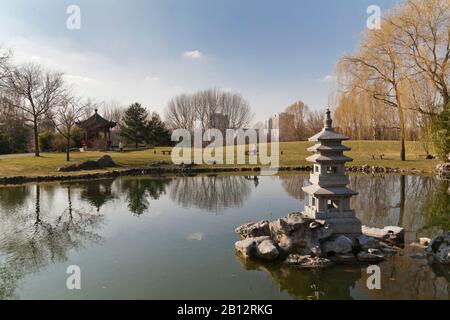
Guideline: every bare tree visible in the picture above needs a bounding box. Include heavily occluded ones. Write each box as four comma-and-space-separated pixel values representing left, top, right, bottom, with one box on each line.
2, 63, 66, 156
52, 95, 85, 161
99, 100, 126, 129
218, 90, 253, 129
80, 98, 99, 120
165, 88, 253, 132
165, 94, 195, 132
0, 47, 12, 83
306, 110, 325, 136
285, 100, 309, 140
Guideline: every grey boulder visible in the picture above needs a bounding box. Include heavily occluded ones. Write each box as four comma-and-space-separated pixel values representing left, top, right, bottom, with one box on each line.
235, 220, 271, 239
235, 236, 271, 259
357, 234, 380, 250
357, 251, 384, 263
427, 232, 450, 265
362, 225, 404, 243
322, 235, 353, 255
285, 254, 334, 269
256, 240, 280, 260
270, 212, 330, 255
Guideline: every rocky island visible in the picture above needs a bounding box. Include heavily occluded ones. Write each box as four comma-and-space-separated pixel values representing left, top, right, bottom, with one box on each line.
234, 109, 448, 270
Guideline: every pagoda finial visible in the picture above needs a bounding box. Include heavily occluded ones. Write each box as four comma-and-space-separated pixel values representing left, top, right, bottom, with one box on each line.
324, 107, 332, 129
94, 108, 98, 114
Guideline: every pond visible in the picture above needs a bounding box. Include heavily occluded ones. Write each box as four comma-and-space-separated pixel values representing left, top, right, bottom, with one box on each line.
0, 173, 448, 300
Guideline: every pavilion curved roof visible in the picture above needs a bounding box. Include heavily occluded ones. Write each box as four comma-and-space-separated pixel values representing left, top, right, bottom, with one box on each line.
76, 110, 117, 130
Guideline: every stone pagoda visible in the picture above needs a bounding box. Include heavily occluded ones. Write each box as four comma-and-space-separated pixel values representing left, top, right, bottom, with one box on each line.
302, 108, 362, 238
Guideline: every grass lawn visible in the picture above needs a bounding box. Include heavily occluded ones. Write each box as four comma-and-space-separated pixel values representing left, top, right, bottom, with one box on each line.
0, 141, 440, 178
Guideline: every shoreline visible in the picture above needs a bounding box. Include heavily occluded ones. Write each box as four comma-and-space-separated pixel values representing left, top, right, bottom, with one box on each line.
0, 164, 438, 186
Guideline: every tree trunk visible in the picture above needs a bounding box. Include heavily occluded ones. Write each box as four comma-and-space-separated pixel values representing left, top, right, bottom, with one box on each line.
396, 91, 406, 161
398, 175, 406, 226
400, 138, 406, 161
33, 118, 40, 157
135, 141, 138, 149
66, 134, 71, 162
35, 185, 41, 224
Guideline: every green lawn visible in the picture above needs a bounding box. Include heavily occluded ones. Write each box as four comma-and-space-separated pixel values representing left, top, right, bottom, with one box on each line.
0, 141, 440, 178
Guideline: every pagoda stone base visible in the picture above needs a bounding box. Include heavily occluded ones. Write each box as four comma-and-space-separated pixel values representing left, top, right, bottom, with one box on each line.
302, 208, 362, 238
322, 217, 362, 239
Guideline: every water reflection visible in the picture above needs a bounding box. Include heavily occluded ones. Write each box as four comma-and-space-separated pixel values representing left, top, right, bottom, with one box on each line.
0, 174, 448, 299
237, 256, 362, 300
0, 185, 29, 213
77, 179, 116, 212
348, 175, 449, 240
353, 246, 449, 299
168, 175, 253, 212
120, 178, 171, 215
0, 185, 104, 299
279, 175, 307, 200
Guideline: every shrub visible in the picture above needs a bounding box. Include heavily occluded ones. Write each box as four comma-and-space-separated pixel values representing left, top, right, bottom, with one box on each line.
38, 130, 55, 152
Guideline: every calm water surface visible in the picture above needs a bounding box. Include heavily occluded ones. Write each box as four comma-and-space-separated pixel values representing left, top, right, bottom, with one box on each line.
0, 174, 448, 299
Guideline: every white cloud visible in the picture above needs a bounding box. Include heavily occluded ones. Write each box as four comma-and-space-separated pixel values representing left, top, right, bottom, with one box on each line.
319, 74, 337, 82
145, 76, 160, 81
182, 50, 203, 59
65, 74, 100, 86
3, 35, 185, 114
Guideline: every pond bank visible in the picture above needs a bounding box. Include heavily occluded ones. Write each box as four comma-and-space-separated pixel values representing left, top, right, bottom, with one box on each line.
0, 164, 438, 186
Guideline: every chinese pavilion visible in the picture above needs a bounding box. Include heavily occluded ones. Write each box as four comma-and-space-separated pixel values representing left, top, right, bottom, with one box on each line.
302, 108, 362, 238
76, 109, 116, 150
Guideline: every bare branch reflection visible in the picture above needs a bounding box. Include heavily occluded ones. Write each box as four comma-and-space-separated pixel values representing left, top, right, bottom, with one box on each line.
0, 184, 104, 299
168, 176, 253, 212
279, 175, 307, 200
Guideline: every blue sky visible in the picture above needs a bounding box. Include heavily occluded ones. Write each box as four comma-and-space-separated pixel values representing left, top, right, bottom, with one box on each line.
0, 0, 399, 123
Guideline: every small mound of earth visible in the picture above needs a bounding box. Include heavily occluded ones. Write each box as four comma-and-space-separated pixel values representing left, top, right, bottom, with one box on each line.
58, 155, 116, 172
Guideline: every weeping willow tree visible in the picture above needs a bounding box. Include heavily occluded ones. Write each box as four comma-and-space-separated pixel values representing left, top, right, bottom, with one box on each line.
337, 16, 410, 160
334, 0, 449, 160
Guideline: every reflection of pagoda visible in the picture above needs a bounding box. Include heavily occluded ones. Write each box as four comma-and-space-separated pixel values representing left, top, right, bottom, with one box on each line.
236, 256, 362, 300
302, 109, 361, 238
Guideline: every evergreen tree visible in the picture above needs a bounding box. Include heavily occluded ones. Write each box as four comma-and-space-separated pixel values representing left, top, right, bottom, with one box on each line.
145, 113, 172, 146
120, 103, 149, 149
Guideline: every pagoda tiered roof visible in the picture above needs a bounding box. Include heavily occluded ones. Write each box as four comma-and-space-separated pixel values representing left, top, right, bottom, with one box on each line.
308, 128, 349, 142
301, 108, 362, 236
306, 153, 353, 163
307, 143, 351, 152
302, 185, 358, 196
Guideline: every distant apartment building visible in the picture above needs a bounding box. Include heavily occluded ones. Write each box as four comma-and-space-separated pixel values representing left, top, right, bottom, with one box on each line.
204, 113, 230, 145
267, 112, 297, 142
209, 113, 229, 133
